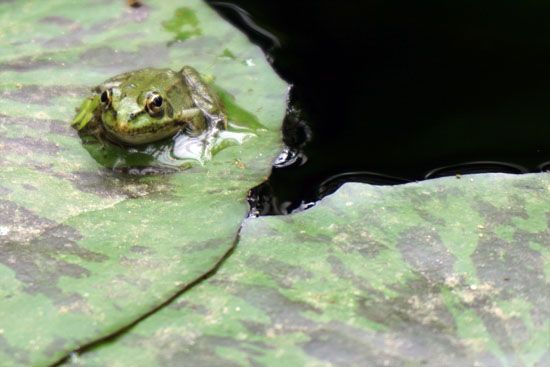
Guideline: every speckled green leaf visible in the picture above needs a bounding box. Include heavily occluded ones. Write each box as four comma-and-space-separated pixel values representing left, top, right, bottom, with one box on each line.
0, 1, 286, 366
70, 173, 549, 367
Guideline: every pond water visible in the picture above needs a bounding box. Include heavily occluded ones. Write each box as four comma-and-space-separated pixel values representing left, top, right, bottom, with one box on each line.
206, 0, 550, 215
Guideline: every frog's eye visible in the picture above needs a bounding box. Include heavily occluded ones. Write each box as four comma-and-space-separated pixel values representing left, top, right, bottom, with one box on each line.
145, 92, 163, 115
100, 89, 112, 108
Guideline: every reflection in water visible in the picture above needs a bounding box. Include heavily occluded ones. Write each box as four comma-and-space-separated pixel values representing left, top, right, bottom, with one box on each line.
250, 156, 542, 216
172, 130, 215, 163
209, 1, 281, 52
273, 103, 311, 169
424, 161, 528, 180
318, 171, 410, 198
210, 1, 550, 216
273, 146, 307, 168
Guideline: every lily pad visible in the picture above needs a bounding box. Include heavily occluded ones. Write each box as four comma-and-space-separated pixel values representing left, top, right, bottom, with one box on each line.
70, 173, 549, 366
0, 0, 286, 365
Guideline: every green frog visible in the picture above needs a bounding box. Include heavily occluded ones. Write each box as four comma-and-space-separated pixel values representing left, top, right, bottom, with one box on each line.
72, 66, 227, 145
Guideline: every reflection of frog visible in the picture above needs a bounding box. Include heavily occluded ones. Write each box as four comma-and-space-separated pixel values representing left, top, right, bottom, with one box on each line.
72, 66, 226, 145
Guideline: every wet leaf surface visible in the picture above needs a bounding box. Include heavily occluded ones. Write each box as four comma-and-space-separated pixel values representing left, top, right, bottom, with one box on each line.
71, 173, 549, 367
0, 0, 286, 365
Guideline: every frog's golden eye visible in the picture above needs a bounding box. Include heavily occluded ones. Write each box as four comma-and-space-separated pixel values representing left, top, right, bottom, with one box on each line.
100, 89, 112, 108
145, 91, 163, 115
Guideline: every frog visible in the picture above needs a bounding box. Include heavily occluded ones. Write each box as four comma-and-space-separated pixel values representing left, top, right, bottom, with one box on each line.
72, 66, 227, 145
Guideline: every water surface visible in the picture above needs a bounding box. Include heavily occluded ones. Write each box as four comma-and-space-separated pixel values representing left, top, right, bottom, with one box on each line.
207, 0, 550, 214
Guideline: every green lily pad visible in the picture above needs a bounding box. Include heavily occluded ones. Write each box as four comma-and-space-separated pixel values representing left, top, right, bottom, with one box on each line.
0, 0, 286, 365
70, 173, 550, 367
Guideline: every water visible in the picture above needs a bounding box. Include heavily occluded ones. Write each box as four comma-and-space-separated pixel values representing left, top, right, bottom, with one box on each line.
207, 0, 550, 215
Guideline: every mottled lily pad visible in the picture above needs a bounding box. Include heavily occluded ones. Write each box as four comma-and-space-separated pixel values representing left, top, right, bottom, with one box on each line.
0, 0, 286, 366
70, 173, 549, 367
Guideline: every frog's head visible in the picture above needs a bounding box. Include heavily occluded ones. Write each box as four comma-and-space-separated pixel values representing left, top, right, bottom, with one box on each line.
97, 69, 187, 145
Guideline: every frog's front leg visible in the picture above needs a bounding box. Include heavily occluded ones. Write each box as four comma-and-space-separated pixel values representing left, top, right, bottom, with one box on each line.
179, 66, 227, 129
173, 107, 205, 136
71, 95, 101, 131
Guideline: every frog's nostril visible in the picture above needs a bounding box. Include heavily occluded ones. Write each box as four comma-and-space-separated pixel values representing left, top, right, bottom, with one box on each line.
128, 110, 145, 121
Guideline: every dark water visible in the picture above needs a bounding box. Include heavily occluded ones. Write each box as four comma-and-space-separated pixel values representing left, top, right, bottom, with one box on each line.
206, 0, 550, 215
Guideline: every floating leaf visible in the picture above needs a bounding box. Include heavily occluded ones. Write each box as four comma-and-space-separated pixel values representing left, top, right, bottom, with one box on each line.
72, 173, 549, 367
0, 0, 286, 365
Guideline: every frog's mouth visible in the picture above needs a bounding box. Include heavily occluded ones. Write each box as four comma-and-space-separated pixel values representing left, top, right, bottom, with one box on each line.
103, 118, 189, 146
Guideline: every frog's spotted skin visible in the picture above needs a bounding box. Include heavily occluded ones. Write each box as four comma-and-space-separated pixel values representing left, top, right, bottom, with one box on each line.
72, 66, 226, 145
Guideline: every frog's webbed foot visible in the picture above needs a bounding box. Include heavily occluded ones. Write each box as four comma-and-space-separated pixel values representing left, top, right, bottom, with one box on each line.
72, 95, 102, 131
180, 66, 228, 130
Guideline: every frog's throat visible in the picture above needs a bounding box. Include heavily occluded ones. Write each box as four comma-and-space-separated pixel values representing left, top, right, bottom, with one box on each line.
103, 120, 189, 145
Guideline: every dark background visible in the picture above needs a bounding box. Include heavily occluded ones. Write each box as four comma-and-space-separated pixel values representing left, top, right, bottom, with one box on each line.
206, 0, 550, 214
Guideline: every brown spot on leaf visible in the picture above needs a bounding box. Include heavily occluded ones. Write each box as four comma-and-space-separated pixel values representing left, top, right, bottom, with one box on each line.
0, 85, 88, 105
0, 114, 74, 137
0, 200, 107, 300
128, 0, 142, 8
398, 227, 457, 283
